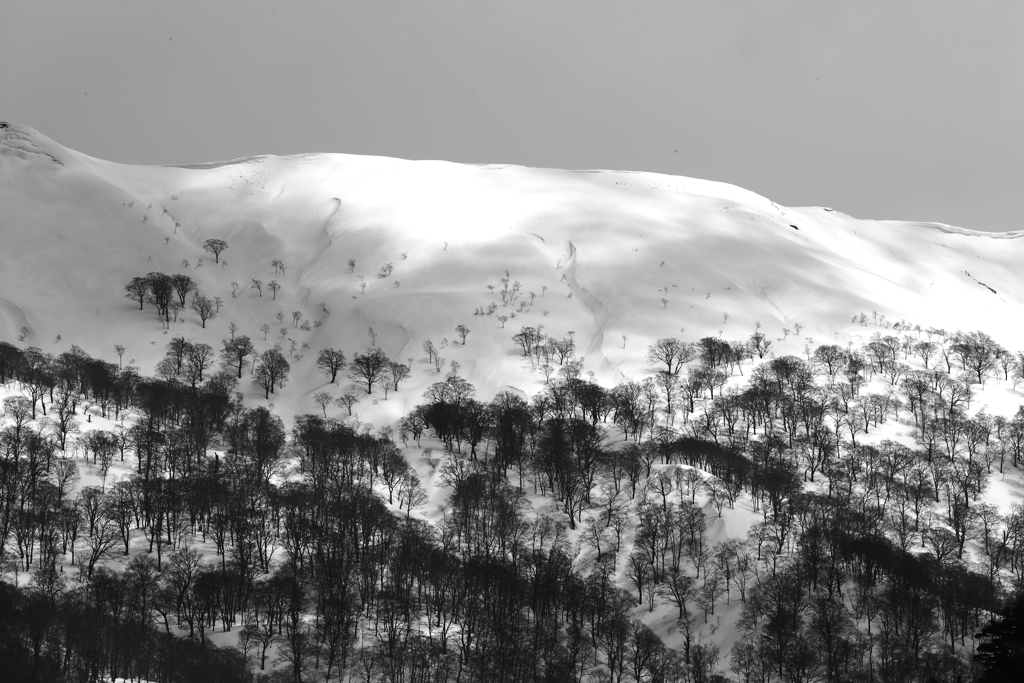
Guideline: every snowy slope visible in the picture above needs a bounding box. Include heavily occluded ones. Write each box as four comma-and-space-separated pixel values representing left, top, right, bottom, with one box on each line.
1, 121, 1022, 426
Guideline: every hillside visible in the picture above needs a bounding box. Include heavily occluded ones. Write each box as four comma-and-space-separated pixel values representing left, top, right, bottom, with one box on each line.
2, 121, 1022, 424
3, 122, 1024, 683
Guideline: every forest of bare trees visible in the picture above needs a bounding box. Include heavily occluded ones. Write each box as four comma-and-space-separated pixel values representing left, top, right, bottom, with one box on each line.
1, 320, 1023, 682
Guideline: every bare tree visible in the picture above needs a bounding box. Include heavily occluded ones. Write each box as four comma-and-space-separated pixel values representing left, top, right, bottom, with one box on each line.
145, 272, 175, 324
388, 361, 411, 391
78, 507, 119, 577
268, 280, 281, 300
422, 339, 437, 365
253, 348, 291, 398
349, 347, 390, 394
316, 348, 347, 383
646, 338, 697, 376
183, 343, 215, 388
398, 472, 428, 518
96, 447, 115, 492
456, 324, 470, 345
114, 344, 126, 368
191, 295, 216, 328
952, 330, 999, 386
313, 391, 332, 417
335, 392, 360, 416
222, 335, 256, 378
749, 331, 772, 358
251, 279, 263, 297
124, 276, 149, 309
260, 323, 271, 341
203, 238, 228, 263
171, 274, 196, 306
49, 457, 80, 504
169, 300, 182, 323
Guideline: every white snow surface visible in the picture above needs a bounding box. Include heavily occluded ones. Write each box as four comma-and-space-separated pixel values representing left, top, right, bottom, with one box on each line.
2, 121, 1021, 426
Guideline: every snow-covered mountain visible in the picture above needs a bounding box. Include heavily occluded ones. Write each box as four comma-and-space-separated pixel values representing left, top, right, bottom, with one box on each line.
1, 121, 1021, 423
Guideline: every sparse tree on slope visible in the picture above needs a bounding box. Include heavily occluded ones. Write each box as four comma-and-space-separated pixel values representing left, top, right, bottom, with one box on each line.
190, 295, 216, 328
646, 338, 697, 376
750, 331, 772, 359
952, 330, 999, 386
388, 361, 411, 391
335, 392, 360, 416
222, 335, 256, 378
349, 347, 389, 394
203, 238, 228, 263
124, 276, 150, 310
313, 391, 332, 418
316, 348, 347, 383
145, 273, 175, 323
253, 348, 290, 398
170, 274, 196, 307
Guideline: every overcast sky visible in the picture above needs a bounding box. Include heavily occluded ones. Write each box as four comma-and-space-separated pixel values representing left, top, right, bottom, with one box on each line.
3, 1, 1022, 231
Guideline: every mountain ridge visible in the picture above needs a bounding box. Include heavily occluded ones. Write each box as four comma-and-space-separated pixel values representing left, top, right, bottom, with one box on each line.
1, 121, 1020, 426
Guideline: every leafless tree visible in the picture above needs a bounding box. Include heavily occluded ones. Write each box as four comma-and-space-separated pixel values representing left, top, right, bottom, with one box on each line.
190, 294, 216, 328
422, 339, 437, 365
646, 338, 697, 376
222, 335, 256, 378
388, 362, 411, 391
253, 348, 291, 398
203, 238, 228, 263
349, 347, 390, 394
335, 392, 360, 416
123, 276, 149, 309
183, 343, 214, 387
313, 391, 332, 417
316, 348, 347, 383
171, 274, 196, 306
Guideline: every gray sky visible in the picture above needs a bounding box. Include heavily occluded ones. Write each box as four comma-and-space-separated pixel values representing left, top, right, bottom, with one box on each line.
3, 1, 1022, 231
